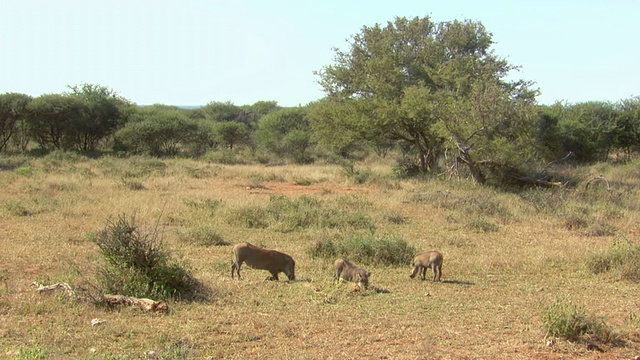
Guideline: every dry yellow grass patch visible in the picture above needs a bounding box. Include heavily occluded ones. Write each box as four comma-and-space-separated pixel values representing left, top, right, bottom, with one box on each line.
0, 156, 639, 359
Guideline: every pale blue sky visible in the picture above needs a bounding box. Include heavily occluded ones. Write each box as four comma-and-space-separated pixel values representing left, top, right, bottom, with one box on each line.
1, 0, 638, 107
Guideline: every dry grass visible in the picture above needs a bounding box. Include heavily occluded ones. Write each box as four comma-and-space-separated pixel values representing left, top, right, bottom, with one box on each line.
1, 155, 640, 359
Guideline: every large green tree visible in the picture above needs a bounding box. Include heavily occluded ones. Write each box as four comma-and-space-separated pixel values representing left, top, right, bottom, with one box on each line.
67, 83, 129, 152
26, 94, 87, 150
313, 16, 539, 184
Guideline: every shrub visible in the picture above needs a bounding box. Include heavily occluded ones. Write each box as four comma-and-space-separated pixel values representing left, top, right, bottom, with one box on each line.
587, 235, 640, 281
0, 156, 29, 171
309, 233, 416, 266
91, 214, 203, 301
541, 298, 612, 343
226, 195, 375, 232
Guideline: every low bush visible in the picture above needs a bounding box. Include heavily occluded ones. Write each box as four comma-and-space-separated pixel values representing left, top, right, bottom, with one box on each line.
541, 297, 613, 343
587, 235, 640, 281
309, 233, 416, 266
226, 195, 375, 232
91, 213, 203, 301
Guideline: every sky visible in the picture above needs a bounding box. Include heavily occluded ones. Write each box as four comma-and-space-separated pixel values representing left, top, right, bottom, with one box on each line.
1, 0, 639, 107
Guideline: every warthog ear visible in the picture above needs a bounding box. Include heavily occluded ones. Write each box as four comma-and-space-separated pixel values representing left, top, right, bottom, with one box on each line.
367, 272, 371, 277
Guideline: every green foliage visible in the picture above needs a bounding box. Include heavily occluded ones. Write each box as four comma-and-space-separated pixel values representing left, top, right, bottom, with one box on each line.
0, 92, 32, 153
213, 121, 250, 150
115, 109, 202, 156
313, 16, 540, 183
556, 101, 618, 163
255, 107, 313, 163
0, 155, 29, 171
26, 93, 87, 151
13, 344, 47, 360
541, 298, 612, 343
308, 233, 416, 266
226, 195, 374, 232
91, 214, 202, 301
66, 83, 129, 152
588, 235, 640, 281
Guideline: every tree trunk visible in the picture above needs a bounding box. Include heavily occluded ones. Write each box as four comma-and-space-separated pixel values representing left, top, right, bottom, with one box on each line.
458, 148, 485, 184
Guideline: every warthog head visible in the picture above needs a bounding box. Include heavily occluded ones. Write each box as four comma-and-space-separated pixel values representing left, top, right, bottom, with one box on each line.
284, 257, 296, 281
355, 268, 370, 289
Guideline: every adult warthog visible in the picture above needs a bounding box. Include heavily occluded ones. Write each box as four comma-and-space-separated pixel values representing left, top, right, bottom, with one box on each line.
231, 242, 295, 281
334, 258, 370, 289
409, 250, 443, 282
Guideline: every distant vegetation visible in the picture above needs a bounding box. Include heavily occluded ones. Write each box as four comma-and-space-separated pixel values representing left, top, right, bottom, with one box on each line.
1, 16, 639, 190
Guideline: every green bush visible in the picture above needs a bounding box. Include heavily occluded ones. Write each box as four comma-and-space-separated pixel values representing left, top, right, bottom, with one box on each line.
309, 233, 416, 266
541, 298, 612, 343
588, 235, 640, 281
91, 214, 203, 301
226, 195, 375, 232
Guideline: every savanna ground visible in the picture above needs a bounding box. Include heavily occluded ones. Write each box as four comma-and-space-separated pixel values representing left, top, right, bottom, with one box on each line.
1, 153, 640, 359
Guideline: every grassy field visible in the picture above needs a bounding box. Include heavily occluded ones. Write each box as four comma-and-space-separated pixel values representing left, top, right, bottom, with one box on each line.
1, 153, 640, 359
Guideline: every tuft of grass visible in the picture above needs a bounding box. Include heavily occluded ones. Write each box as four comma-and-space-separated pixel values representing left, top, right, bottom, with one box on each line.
384, 212, 408, 224
541, 297, 613, 343
341, 162, 373, 184
587, 235, 640, 281
13, 344, 47, 360
563, 214, 588, 230
119, 176, 145, 190
308, 233, 416, 266
14, 165, 32, 177
3, 200, 31, 216
177, 225, 230, 247
465, 217, 499, 233
519, 188, 569, 214
91, 213, 203, 301
184, 198, 221, 214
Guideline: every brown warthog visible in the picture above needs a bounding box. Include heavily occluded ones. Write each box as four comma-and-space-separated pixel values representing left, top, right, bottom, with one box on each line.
231, 242, 295, 281
409, 250, 443, 281
334, 258, 370, 289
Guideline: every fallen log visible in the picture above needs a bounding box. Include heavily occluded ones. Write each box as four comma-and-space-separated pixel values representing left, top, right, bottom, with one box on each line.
102, 294, 169, 312
32, 282, 168, 312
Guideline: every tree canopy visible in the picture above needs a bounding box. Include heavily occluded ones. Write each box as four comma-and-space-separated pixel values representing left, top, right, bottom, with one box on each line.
312, 16, 540, 184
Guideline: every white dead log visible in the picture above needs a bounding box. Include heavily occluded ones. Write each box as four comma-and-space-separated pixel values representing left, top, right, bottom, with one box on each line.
32, 282, 168, 312
102, 294, 169, 312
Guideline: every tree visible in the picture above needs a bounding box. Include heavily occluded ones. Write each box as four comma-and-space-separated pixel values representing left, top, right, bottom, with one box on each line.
115, 109, 200, 156
313, 16, 540, 184
0, 92, 32, 152
556, 101, 618, 163
213, 121, 249, 150
615, 97, 640, 160
255, 107, 312, 163
26, 94, 87, 150
201, 101, 243, 122
67, 83, 129, 152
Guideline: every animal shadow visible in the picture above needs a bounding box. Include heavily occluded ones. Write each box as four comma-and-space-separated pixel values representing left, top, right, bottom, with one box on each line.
441, 279, 474, 286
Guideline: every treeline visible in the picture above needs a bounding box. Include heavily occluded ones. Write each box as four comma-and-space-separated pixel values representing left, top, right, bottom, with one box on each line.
1, 84, 638, 167
2, 15, 640, 188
